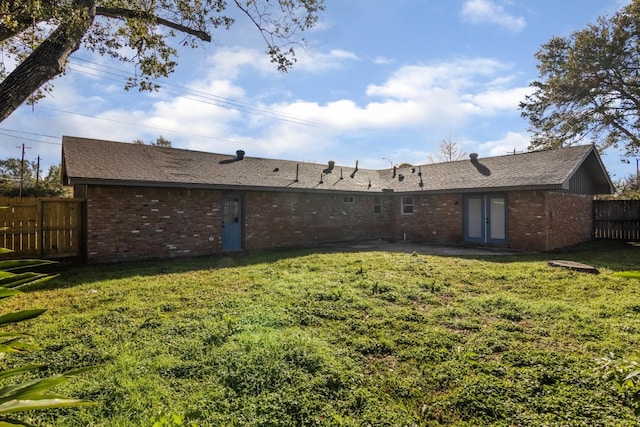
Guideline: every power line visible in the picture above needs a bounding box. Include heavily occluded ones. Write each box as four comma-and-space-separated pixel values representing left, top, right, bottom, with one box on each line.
67, 57, 319, 127
0, 130, 61, 145
0, 128, 60, 140
36, 106, 248, 145
3, 55, 321, 152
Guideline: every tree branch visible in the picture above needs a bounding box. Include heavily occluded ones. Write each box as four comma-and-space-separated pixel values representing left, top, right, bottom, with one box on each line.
0, 0, 96, 122
0, 17, 37, 43
95, 7, 211, 42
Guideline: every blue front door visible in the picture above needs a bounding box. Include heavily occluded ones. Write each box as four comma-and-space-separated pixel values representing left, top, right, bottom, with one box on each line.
464, 195, 507, 245
222, 196, 242, 251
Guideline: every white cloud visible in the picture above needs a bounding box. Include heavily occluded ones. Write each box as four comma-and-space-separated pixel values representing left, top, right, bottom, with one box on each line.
461, 0, 526, 32
370, 56, 393, 65
6, 48, 531, 171
205, 46, 359, 80
478, 131, 530, 156
216, 56, 532, 164
366, 59, 507, 100
287, 49, 360, 73
359, 58, 525, 128
462, 86, 532, 113
205, 47, 273, 80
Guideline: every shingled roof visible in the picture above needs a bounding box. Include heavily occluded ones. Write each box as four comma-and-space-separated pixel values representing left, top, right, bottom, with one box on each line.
61, 136, 614, 195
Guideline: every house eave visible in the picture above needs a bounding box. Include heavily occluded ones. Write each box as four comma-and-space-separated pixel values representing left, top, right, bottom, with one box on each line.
66, 177, 571, 195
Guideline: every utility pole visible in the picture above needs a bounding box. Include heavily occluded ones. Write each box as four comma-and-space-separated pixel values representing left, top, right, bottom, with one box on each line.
17, 143, 31, 198
36, 155, 41, 190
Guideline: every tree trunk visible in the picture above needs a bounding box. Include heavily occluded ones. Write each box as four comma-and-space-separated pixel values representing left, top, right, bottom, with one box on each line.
0, 0, 96, 123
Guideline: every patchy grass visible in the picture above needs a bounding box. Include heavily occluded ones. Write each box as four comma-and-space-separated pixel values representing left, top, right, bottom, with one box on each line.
4, 241, 640, 426
614, 271, 640, 280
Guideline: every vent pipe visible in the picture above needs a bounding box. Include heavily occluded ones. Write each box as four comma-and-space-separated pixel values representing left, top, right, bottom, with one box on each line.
350, 160, 359, 178
469, 153, 478, 163
323, 160, 335, 174
236, 150, 245, 160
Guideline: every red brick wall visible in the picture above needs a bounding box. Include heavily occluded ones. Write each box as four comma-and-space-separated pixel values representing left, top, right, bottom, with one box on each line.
83, 186, 594, 262
85, 186, 222, 262
507, 191, 549, 251
393, 193, 464, 244
507, 190, 594, 251
84, 187, 391, 262
244, 192, 390, 249
545, 191, 593, 250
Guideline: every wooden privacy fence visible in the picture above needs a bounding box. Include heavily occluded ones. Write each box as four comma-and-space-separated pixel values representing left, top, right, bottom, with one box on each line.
593, 200, 640, 241
0, 197, 85, 259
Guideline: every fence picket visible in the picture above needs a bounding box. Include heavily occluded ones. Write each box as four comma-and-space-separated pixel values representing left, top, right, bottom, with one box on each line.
0, 197, 85, 259
593, 200, 640, 241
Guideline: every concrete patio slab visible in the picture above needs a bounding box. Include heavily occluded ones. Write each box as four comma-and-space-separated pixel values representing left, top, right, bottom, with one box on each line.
320, 240, 522, 256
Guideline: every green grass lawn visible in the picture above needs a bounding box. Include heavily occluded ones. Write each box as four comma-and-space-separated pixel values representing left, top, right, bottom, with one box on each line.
5, 241, 640, 426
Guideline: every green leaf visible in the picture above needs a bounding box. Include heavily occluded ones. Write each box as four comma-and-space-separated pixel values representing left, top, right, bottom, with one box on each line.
0, 289, 20, 300
0, 311, 46, 326
0, 374, 94, 414
0, 376, 69, 403
4, 275, 56, 290
0, 342, 40, 354
0, 242, 93, 422
0, 398, 93, 414
0, 274, 45, 288
0, 418, 36, 427
0, 261, 55, 272
0, 366, 45, 381
0, 333, 31, 340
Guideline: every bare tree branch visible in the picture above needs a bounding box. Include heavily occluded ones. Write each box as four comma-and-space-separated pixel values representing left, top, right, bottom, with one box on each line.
95, 7, 211, 42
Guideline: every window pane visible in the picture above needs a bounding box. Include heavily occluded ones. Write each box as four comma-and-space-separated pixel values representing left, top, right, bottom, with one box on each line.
224, 199, 239, 223
489, 197, 506, 240
402, 196, 413, 214
467, 197, 483, 238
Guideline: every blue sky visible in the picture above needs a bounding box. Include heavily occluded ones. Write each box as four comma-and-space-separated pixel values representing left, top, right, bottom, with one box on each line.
1, 0, 637, 181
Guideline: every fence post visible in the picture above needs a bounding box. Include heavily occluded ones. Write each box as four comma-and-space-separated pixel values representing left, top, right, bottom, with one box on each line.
36, 198, 43, 258
592, 200, 597, 240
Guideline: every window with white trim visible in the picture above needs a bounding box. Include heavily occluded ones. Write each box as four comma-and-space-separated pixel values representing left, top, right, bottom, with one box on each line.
402, 196, 414, 214
343, 195, 355, 203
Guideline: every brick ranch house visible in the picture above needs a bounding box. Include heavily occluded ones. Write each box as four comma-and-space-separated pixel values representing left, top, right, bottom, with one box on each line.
61, 136, 613, 263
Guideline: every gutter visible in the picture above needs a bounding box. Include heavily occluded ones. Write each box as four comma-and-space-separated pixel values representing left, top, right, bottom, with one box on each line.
65, 177, 569, 196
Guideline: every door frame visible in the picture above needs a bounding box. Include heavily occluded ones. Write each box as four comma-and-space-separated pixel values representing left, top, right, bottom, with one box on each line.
221, 194, 243, 251
463, 194, 508, 245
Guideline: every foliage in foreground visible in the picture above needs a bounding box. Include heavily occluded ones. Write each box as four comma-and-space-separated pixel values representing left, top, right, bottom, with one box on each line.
0, 0, 324, 123
4, 241, 640, 426
520, 0, 640, 158
599, 352, 640, 415
0, 239, 92, 426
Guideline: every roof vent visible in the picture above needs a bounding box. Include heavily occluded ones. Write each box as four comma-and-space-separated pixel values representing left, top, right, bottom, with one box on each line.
469, 153, 479, 162
236, 150, 245, 160
323, 160, 335, 174
350, 160, 359, 178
